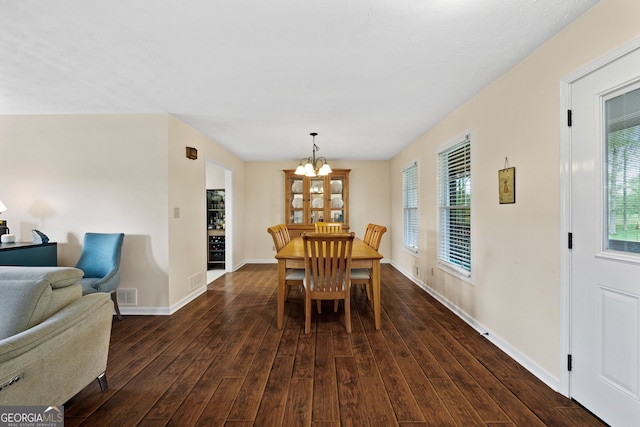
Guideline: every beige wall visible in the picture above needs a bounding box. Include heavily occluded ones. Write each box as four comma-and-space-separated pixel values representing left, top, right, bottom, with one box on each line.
390, 0, 640, 383
243, 160, 391, 262
167, 115, 246, 307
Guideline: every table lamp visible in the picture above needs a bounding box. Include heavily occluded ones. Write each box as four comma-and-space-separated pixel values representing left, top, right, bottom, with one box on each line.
0, 200, 8, 236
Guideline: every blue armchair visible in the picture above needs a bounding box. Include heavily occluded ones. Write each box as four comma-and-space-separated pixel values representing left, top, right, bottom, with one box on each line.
75, 233, 125, 320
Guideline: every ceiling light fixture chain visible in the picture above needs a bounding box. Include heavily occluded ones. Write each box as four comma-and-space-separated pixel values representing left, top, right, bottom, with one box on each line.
295, 132, 332, 177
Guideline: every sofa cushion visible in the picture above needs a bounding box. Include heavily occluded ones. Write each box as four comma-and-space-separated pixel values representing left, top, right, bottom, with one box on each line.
0, 267, 84, 289
78, 277, 100, 295
0, 280, 52, 340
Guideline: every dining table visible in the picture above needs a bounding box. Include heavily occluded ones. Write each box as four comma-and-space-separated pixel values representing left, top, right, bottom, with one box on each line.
275, 236, 384, 330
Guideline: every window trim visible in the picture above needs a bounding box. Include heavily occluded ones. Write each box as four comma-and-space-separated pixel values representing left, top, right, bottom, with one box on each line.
402, 160, 419, 254
437, 132, 473, 283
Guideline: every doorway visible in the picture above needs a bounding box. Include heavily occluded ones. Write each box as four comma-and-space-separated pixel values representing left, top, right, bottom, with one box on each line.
562, 38, 640, 426
206, 160, 232, 284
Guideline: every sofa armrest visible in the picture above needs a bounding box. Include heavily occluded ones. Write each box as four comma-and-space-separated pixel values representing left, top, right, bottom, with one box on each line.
0, 293, 113, 405
0, 267, 84, 289
0, 293, 112, 364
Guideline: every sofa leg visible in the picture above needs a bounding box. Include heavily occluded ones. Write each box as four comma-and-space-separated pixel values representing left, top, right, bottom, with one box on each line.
97, 372, 108, 392
111, 292, 123, 321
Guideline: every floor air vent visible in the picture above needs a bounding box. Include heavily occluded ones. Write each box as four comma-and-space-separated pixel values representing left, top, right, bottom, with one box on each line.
117, 288, 137, 306
188, 271, 206, 292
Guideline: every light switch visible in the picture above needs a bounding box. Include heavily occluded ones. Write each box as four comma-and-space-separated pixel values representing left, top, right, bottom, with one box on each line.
174, 207, 180, 218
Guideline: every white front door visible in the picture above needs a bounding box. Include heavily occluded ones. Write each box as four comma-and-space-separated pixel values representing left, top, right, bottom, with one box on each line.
570, 46, 640, 426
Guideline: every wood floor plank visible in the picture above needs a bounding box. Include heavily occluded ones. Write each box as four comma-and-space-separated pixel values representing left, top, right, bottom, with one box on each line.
347, 336, 377, 380
334, 356, 371, 427
456, 354, 547, 427
164, 351, 236, 426
501, 379, 576, 427
226, 319, 284, 421
79, 355, 177, 427
358, 378, 400, 427
429, 378, 485, 426
282, 378, 313, 427
331, 329, 352, 358
394, 356, 457, 426
64, 264, 605, 426
293, 327, 316, 379
144, 342, 220, 420
194, 377, 244, 427
253, 356, 295, 426
312, 331, 339, 423
366, 330, 424, 422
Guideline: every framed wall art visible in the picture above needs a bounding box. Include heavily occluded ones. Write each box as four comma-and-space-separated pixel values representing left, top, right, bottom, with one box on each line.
499, 167, 515, 204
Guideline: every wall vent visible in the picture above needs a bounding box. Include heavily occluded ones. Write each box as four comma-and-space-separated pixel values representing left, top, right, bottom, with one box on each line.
117, 288, 137, 306
188, 271, 206, 292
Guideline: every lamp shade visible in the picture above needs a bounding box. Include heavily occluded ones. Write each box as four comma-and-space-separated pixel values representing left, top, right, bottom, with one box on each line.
0, 200, 6, 213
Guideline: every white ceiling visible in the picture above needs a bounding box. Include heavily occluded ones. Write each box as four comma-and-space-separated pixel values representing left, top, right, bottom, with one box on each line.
0, 0, 599, 161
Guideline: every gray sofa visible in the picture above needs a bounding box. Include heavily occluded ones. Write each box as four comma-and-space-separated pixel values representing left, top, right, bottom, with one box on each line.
0, 266, 113, 405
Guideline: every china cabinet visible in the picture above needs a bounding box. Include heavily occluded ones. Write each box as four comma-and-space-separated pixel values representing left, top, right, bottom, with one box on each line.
283, 169, 350, 237
207, 189, 225, 269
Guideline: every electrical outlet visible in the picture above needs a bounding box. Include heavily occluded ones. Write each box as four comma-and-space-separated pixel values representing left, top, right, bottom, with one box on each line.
414, 266, 419, 276
173, 207, 180, 218
431, 267, 435, 276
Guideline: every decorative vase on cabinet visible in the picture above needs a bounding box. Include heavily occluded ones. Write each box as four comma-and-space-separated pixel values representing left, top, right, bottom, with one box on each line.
284, 169, 350, 237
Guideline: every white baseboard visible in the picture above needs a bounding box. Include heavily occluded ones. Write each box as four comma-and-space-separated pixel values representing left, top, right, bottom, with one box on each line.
118, 285, 207, 316
390, 261, 560, 392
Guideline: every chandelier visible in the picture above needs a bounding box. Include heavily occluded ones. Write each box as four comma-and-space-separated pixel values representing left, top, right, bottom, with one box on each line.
295, 132, 332, 177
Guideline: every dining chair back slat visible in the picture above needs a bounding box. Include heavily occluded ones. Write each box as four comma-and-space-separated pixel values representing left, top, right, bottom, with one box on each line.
314, 222, 342, 233
277, 224, 291, 244
363, 223, 376, 246
369, 225, 387, 251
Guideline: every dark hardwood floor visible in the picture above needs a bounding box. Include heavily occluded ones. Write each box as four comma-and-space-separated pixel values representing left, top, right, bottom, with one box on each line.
64, 264, 605, 426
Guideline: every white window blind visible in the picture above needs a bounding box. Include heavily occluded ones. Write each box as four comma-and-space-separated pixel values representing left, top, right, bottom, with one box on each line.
403, 162, 418, 252
605, 86, 640, 254
438, 137, 471, 275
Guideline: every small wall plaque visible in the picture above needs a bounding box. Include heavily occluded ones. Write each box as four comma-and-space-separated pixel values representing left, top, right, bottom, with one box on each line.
499, 167, 515, 204
186, 146, 198, 160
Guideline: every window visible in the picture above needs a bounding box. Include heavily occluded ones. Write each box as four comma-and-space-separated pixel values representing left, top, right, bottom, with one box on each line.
605, 86, 640, 254
438, 135, 471, 278
403, 162, 418, 252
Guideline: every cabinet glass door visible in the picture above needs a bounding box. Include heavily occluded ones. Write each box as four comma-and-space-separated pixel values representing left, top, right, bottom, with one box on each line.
289, 177, 304, 224
310, 178, 325, 223
329, 177, 345, 223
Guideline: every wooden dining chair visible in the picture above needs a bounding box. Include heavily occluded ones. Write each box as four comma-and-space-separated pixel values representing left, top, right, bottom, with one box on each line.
314, 222, 342, 233
302, 232, 355, 333
352, 224, 387, 300
267, 225, 304, 297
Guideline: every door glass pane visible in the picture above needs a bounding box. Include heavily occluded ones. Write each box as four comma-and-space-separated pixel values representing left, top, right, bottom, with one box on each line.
605, 86, 640, 254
